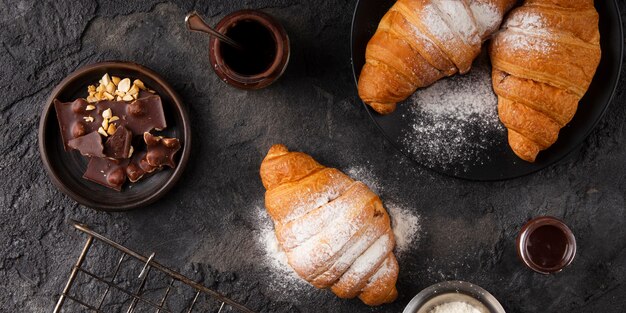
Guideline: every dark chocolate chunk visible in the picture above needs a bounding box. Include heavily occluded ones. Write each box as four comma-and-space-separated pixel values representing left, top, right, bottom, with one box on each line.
83, 158, 129, 191
54, 98, 94, 150
126, 151, 159, 183
144, 132, 181, 168
54, 95, 167, 149
104, 126, 132, 159
96, 95, 167, 134
67, 131, 105, 157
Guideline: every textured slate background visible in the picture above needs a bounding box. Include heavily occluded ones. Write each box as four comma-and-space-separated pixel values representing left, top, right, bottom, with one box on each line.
1, 0, 625, 312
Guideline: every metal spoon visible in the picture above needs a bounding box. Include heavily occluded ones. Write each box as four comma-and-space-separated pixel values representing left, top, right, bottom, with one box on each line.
185, 11, 244, 50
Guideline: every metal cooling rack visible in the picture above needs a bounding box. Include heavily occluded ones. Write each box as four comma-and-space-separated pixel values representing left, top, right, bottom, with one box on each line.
54, 220, 255, 313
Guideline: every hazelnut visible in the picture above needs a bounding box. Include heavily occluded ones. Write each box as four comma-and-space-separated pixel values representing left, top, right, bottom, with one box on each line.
107, 168, 126, 186
72, 122, 87, 138
139, 157, 156, 173
126, 164, 144, 182
71, 101, 84, 114
162, 138, 179, 149
127, 101, 146, 116
146, 150, 166, 167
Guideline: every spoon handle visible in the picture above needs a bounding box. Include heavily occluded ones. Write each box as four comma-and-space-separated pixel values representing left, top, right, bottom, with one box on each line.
185, 11, 244, 50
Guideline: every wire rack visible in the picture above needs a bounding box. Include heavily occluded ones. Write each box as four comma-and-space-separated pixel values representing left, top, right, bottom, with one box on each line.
54, 220, 255, 313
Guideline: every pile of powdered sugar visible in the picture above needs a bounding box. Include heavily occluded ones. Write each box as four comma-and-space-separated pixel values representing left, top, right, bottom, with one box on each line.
400, 50, 504, 171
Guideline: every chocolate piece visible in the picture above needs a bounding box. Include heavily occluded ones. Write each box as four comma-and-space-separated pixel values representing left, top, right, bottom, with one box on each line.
67, 131, 105, 157
83, 158, 130, 191
104, 126, 132, 159
54, 95, 167, 148
96, 95, 167, 134
144, 132, 181, 168
54, 98, 93, 150
126, 151, 159, 183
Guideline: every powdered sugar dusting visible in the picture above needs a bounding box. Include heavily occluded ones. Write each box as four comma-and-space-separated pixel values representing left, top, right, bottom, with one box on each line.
366, 256, 394, 284
388, 203, 422, 255
469, 0, 501, 38
434, 0, 480, 46
257, 206, 311, 293
421, 4, 456, 42
501, 11, 553, 54
346, 165, 381, 194
337, 233, 392, 282
400, 50, 504, 171
344, 166, 422, 255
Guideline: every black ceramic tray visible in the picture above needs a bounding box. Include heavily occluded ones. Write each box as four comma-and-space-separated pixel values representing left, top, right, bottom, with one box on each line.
351, 0, 623, 181
39, 61, 191, 211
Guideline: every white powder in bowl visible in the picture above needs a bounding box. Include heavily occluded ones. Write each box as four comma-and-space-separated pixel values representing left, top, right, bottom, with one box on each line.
430, 301, 483, 313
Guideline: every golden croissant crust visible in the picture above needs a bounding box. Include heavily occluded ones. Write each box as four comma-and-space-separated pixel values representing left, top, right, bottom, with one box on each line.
260, 144, 398, 306
358, 0, 516, 114
490, 0, 601, 162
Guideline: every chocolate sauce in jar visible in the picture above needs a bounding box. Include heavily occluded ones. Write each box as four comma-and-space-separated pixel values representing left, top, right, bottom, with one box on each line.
517, 216, 576, 274
209, 10, 290, 90
220, 20, 277, 76
527, 225, 569, 268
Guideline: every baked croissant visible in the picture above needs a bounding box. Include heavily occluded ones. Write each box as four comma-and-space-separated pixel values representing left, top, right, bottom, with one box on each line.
358, 0, 517, 114
260, 144, 398, 306
490, 0, 601, 162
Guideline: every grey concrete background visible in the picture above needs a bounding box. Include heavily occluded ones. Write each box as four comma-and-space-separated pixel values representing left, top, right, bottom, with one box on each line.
1, 0, 625, 312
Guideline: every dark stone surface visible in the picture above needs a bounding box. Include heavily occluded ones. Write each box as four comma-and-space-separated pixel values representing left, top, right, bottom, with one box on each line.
0, 0, 625, 312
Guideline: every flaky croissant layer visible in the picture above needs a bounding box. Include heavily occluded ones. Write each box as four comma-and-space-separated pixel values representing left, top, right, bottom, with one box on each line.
358, 0, 517, 114
260, 144, 399, 306
490, 0, 601, 162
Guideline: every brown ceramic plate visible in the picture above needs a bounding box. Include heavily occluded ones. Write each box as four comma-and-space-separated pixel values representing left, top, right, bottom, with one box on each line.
38, 61, 191, 211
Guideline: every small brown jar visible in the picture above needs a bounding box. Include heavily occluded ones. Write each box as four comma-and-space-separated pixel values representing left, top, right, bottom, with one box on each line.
209, 10, 290, 89
517, 216, 577, 274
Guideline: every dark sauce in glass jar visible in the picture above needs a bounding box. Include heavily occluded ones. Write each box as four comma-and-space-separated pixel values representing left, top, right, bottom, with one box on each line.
517, 216, 576, 274
210, 10, 290, 90
220, 20, 277, 76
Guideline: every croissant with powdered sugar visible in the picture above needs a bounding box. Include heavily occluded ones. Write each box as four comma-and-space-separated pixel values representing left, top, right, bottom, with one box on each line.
259, 144, 398, 306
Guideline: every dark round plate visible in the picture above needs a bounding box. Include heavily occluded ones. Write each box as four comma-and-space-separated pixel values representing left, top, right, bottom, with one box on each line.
351, 0, 623, 181
38, 61, 191, 211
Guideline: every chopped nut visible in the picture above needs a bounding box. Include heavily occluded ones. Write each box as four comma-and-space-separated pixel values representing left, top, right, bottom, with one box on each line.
122, 94, 134, 101
83, 116, 94, 122
116, 96, 122, 101
101, 73, 111, 87
103, 92, 114, 100
101, 118, 109, 130
102, 108, 112, 119
86, 96, 97, 103
86, 104, 96, 111
133, 79, 146, 90
108, 116, 119, 122
96, 84, 104, 93
128, 145, 134, 158
115, 90, 125, 97
98, 127, 108, 137
128, 84, 139, 96
106, 123, 116, 135
105, 82, 116, 94
111, 76, 121, 86
118, 78, 131, 92
88, 85, 96, 92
